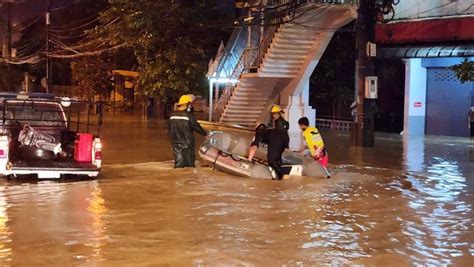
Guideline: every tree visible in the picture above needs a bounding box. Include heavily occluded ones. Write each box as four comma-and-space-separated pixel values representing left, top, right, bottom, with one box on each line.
451, 59, 474, 83
70, 55, 115, 100
95, 0, 231, 102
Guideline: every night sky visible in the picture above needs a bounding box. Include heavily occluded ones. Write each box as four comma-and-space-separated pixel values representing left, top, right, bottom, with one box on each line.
0, 0, 72, 40
2, 0, 72, 26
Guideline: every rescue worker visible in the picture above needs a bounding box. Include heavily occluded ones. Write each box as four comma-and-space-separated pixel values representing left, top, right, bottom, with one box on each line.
297, 117, 329, 168
469, 106, 474, 139
248, 121, 290, 180
169, 94, 207, 168
269, 105, 289, 130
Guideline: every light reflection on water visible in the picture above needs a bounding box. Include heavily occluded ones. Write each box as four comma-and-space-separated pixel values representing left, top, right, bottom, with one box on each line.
400, 157, 472, 265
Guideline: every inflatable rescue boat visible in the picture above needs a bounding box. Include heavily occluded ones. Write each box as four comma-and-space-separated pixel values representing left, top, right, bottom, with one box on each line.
199, 131, 330, 179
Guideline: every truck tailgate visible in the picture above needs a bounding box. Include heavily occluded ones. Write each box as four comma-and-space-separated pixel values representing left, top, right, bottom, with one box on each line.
11, 159, 98, 171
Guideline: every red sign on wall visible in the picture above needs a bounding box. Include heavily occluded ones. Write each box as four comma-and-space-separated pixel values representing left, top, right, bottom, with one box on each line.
414, 102, 422, 108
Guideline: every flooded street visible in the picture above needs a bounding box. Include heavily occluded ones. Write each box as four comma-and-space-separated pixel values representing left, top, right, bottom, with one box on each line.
0, 114, 473, 266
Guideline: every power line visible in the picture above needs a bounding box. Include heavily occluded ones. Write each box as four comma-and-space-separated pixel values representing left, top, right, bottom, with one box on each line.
48, 16, 101, 32
46, 43, 126, 58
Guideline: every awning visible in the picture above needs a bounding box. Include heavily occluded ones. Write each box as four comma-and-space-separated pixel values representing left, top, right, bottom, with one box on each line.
112, 70, 139, 78
378, 45, 474, 59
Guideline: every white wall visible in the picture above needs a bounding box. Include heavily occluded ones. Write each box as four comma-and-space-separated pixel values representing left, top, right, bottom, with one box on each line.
404, 58, 427, 136
393, 0, 474, 21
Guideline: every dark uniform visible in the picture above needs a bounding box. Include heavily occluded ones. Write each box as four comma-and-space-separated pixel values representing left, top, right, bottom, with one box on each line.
169, 110, 207, 168
470, 108, 474, 138
272, 117, 289, 130
252, 127, 290, 180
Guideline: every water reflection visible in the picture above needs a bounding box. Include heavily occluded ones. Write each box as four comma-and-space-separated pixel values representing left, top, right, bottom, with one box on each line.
0, 186, 11, 262
0, 180, 107, 265
0, 115, 471, 265
401, 135, 473, 265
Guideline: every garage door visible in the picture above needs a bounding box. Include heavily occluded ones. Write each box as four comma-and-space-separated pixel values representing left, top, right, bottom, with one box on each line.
426, 68, 473, 137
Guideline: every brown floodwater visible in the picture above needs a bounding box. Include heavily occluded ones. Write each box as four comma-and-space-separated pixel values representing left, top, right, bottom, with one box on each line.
0, 113, 472, 266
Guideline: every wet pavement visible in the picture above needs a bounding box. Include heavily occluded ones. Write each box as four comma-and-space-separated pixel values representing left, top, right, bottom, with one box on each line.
0, 113, 473, 266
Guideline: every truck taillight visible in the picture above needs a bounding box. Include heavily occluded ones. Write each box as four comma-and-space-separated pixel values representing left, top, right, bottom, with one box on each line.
94, 140, 102, 160
0, 149, 6, 158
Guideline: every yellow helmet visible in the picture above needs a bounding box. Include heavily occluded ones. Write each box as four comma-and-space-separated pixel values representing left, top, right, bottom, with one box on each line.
271, 105, 283, 113
177, 94, 195, 106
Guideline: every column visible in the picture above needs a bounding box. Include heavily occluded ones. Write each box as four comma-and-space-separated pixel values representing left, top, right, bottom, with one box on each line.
283, 78, 316, 150
208, 80, 214, 121
403, 58, 427, 136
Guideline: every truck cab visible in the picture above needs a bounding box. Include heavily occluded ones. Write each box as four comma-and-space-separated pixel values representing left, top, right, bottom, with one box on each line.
0, 92, 103, 179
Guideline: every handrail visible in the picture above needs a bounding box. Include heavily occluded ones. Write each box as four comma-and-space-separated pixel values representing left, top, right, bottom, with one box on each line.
213, 53, 246, 121
243, 0, 300, 70
214, 27, 244, 78
213, 0, 302, 122
316, 118, 354, 132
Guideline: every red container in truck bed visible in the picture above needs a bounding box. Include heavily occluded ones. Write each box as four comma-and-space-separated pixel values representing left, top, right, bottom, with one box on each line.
74, 133, 93, 163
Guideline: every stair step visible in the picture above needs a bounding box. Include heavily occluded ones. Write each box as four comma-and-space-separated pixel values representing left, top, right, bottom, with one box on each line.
222, 113, 260, 118
260, 64, 300, 72
263, 56, 303, 64
277, 31, 317, 39
224, 108, 264, 115
280, 26, 310, 32
266, 50, 309, 57
225, 104, 264, 110
268, 46, 312, 55
273, 38, 314, 47
257, 71, 296, 78
227, 102, 266, 108
228, 101, 267, 107
263, 55, 304, 62
235, 87, 260, 92
265, 54, 307, 61
221, 118, 257, 123
233, 91, 266, 97
259, 67, 298, 73
271, 42, 313, 51
232, 96, 268, 102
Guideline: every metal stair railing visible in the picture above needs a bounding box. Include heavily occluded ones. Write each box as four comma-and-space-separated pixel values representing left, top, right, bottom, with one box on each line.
213, 54, 246, 122
214, 1, 301, 122
243, 0, 300, 70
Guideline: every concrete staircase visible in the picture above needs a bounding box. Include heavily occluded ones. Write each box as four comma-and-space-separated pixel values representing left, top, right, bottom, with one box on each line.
259, 27, 317, 78
218, 3, 356, 126
220, 78, 278, 127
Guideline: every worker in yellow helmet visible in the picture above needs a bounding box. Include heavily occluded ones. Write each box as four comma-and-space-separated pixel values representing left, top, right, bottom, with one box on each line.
169, 94, 207, 168
270, 105, 289, 130
297, 117, 329, 168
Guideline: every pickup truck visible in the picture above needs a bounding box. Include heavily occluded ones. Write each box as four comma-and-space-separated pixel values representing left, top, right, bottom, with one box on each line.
0, 92, 103, 179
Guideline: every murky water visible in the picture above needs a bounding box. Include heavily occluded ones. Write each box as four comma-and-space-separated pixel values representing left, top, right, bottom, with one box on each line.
0, 114, 472, 266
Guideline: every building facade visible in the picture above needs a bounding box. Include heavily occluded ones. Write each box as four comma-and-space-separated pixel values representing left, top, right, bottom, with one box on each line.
376, 0, 474, 137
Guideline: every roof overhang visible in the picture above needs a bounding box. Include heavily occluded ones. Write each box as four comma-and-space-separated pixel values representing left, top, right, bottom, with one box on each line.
112, 70, 139, 78
378, 45, 474, 59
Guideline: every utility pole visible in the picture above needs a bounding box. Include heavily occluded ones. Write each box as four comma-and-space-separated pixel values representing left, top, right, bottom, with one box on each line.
46, 0, 52, 93
5, 1, 11, 61
1, 1, 12, 61
353, 0, 376, 147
